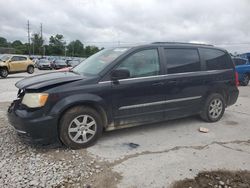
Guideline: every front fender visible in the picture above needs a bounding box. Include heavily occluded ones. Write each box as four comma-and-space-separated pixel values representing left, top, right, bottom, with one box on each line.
49, 93, 110, 121
0, 63, 9, 71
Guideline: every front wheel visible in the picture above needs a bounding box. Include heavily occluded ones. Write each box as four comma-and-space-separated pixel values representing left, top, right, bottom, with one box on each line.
241, 74, 249, 86
27, 66, 34, 74
200, 93, 225, 122
59, 106, 103, 149
0, 68, 8, 78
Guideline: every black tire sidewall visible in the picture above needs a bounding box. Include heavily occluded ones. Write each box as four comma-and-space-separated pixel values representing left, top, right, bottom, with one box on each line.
205, 94, 225, 122
27, 66, 34, 74
59, 106, 103, 149
0, 68, 8, 78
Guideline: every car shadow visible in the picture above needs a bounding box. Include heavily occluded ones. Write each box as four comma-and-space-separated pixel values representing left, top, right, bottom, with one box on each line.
21, 115, 203, 153
102, 115, 200, 138
0, 76, 26, 79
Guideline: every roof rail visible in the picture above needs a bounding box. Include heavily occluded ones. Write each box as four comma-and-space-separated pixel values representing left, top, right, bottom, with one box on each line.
152, 42, 214, 46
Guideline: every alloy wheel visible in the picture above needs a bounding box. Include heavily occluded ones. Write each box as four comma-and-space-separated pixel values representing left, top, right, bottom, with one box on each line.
243, 75, 249, 86
208, 98, 223, 119
68, 115, 97, 144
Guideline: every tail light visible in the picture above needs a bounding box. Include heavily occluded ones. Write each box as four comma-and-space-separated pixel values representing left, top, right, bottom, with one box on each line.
235, 71, 239, 87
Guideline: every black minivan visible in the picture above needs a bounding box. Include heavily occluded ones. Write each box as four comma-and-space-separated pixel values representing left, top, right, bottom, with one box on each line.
8, 42, 239, 148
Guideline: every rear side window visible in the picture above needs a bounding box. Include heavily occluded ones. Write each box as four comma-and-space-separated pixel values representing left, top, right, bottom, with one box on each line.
164, 48, 200, 74
200, 48, 232, 70
11, 56, 27, 61
11, 56, 20, 61
19, 56, 27, 61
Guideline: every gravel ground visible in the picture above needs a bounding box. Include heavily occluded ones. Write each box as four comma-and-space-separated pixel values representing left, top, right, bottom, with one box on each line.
0, 102, 120, 188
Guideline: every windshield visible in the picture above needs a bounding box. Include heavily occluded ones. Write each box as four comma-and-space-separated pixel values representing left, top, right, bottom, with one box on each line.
55, 60, 66, 65
73, 48, 129, 76
0, 55, 11, 61
39, 59, 49, 63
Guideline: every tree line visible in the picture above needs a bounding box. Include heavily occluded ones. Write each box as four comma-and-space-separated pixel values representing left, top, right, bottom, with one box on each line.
0, 34, 102, 58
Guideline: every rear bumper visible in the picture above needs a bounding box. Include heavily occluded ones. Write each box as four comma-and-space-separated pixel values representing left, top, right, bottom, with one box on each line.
38, 66, 51, 70
7, 100, 59, 144
227, 87, 239, 106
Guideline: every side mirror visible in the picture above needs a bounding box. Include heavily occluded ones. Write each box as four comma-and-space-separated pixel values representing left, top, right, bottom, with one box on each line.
111, 68, 130, 80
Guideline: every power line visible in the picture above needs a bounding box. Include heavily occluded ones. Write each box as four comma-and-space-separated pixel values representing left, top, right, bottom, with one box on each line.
215, 42, 250, 46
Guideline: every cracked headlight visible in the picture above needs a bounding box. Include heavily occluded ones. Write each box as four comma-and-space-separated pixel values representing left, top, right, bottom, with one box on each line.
22, 93, 49, 108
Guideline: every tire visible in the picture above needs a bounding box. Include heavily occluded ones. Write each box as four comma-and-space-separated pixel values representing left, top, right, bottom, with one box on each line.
241, 74, 249, 86
200, 93, 225, 122
0, 68, 8, 78
59, 106, 103, 149
27, 65, 34, 74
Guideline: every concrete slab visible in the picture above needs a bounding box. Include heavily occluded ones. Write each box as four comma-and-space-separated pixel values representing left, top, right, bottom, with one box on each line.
113, 143, 250, 188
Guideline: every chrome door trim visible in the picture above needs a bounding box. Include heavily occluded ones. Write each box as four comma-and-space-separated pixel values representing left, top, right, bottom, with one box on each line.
119, 100, 166, 110
98, 80, 112, 84
15, 129, 27, 134
119, 96, 202, 110
98, 69, 232, 84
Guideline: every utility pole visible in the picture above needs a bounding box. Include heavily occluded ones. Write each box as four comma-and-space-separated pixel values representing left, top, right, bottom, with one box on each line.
40, 23, 43, 40
40, 23, 44, 57
27, 20, 31, 56
32, 41, 34, 55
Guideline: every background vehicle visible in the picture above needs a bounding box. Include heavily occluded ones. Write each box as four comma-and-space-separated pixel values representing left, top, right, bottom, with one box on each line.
33, 58, 40, 68
232, 57, 250, 86
52, 60, 68, 69
66, 60, 81, 68
8, 43, 239, 149
37, 59, 52, 70
239, 52, 250, 63
0, 54, 34, 78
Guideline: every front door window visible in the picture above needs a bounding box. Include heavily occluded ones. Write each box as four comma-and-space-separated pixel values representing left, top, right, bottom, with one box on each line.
117, 49, 160, 78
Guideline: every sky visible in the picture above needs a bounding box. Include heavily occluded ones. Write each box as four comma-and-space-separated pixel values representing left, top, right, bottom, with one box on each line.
0, 0, 250, 53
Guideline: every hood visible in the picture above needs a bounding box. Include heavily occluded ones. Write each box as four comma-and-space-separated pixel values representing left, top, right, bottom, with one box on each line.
16, 71, 84, 90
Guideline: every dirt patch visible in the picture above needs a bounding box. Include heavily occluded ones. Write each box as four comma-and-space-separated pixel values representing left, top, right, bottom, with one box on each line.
172, 170, 250, 188
225, 121, 239, 126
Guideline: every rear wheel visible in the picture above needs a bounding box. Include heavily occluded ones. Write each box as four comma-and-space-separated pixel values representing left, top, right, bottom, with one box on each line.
200, 93, 225, 122
27, 66, 34, 74
0, 68, 8, 78
59, 106, 103, 149
241, 74, 249, 86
